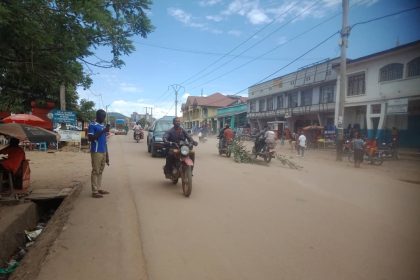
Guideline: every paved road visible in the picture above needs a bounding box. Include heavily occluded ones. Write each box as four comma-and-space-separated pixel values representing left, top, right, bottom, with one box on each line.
35, 133, 420, 280
123, 133, 420, 280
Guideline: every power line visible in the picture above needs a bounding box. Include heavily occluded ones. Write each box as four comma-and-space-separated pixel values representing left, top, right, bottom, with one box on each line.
351, 5, 420, 29
190, 5, 420, 98
134, 42, 296, 61
234, 31, 340, 96
178, 3, 296, 85
189, 9, 343, 91
183, 0, 323, 87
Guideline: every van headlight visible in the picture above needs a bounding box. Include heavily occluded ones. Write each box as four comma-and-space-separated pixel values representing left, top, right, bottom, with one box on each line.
180, 145, 190, 156
154, 137, 163, 142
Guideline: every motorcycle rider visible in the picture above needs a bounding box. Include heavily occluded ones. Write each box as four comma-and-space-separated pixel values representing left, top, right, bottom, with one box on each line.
218, 123, 234, 150
254, 125, 269, 153
163, 117, 198, 176
133, 121, 143, 140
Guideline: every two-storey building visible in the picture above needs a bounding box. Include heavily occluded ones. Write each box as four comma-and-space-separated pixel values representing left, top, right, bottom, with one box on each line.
181, 93, 246, 133
247, 58, 339, 132
336, 40, 420, 148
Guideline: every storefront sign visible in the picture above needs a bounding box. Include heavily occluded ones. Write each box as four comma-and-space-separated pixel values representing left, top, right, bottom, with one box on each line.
58, 130, 81, 142
51, 110, 77, 125
387, 98, 408, 115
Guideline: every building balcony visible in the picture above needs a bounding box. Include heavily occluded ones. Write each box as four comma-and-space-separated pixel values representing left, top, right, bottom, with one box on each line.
248, 102, 335, 118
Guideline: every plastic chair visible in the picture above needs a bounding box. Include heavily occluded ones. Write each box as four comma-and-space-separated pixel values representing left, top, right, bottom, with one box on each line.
38, 142, 47, 151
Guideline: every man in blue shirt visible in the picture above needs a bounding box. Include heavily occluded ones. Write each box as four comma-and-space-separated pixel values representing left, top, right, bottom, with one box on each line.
88, 109, 110, 198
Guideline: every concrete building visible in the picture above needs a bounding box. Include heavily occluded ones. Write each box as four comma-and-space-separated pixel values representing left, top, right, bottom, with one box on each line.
216, 103, 248, 130
247, 58, 339, 132
181, 93, 246, 133
335, 40, 420, 148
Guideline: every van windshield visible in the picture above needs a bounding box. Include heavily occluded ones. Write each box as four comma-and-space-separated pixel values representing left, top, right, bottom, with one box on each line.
155, 121, 172, 132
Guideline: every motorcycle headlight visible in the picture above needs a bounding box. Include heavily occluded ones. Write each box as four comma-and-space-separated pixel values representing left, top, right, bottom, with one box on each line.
180, 145, 190, 156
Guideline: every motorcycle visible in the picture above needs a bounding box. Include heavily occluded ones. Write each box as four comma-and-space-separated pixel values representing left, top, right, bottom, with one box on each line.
198, 132, 207, 143
134, 129, 144, 143
378, 139, 398, 160
163, 140, 196, 197
218, 137, 232, 157
347, 147, 383, 165
252, 137, 275, 163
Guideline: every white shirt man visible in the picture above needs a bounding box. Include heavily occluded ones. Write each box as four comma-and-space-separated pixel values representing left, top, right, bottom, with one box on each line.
298, 133, 307, 157
133, 124, 142, 131
264, 130, 276, 148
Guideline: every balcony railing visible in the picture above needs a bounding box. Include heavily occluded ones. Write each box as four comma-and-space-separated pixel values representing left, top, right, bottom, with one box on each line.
248, 102, 335, 118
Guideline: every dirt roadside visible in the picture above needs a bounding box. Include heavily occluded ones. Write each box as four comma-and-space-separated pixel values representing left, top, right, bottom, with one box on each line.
2, 148, 146, 280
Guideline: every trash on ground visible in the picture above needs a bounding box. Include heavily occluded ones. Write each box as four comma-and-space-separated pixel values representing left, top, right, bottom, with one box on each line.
0, 260, 19, 275
25, 229, 42, 241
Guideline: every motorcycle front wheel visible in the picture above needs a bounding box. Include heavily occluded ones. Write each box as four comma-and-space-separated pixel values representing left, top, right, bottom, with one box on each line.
181, 165, 192, 197
372, 154, 384, 166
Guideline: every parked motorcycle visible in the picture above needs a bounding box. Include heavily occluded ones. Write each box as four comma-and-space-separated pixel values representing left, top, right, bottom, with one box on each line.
163, 140, 196, 197
378, 139, 398, 160
134, 129, 144, 143
218, 138, 232, 157
347, 148, 383, 165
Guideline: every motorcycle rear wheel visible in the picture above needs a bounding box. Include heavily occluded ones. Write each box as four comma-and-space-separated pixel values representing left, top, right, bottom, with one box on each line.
264, 154, 272, 163
181, 165, 192, 197
172, 178, 178, 184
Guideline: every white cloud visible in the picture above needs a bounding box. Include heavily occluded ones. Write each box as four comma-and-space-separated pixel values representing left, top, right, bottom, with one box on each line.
228, 29, 242, 37
220, 0, 379, 25
119, 82, 142, 93
110, 99, 175, 119
277, 36, 288, 45
199, 0, 223, 7
247, 8, 270, 24
182, 93, 190, 100
206, 15, 223, 22
168, 7, 223, 34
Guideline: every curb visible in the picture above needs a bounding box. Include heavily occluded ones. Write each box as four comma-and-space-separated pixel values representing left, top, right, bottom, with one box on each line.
10, 182, 83, 280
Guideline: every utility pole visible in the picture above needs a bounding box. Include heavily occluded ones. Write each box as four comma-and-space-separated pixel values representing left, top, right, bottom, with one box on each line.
336, 0, 350, 161
60, 84, 66, 111
169, 84, 185, 117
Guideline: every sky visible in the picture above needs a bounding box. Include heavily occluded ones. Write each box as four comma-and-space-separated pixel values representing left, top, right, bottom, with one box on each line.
78, 0, 420, 118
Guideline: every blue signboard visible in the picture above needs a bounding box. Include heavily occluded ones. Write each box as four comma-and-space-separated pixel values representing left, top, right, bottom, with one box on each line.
50, 110, 77, 126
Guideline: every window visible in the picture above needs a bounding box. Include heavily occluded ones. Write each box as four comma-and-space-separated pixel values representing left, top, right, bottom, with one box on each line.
371, 104, 381, 114
347, 73, 365, 96
288, 92, 298, 108
250, 100, 257, 112
259, 99, 266, 112
320, 85, 335, 103
267, 97, 274, 111
379, 63, 403, 81
301, 90, 312, 106
277, 95, 284, 109
407, 57, 420, 77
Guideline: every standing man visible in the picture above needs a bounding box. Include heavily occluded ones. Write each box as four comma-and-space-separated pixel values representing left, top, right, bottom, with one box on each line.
88, 109, 110, 198
298, 131, 307, 157
352, 132, 365, 168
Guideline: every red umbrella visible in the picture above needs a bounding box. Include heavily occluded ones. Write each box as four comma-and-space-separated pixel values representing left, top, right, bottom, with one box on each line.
2, 114, 47, 126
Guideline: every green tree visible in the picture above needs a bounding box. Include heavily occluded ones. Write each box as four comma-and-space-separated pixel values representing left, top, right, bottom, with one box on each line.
77, 99, 96, 123
0, 0, 153, 112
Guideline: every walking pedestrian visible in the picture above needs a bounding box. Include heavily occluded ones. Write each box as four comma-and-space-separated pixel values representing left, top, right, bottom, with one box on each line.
352, 132, 365, 168
88, 109, 110, 198
298, 132, 307, 157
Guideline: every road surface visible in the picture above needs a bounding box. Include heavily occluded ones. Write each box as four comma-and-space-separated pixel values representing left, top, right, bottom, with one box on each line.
36, 133, 420, 280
